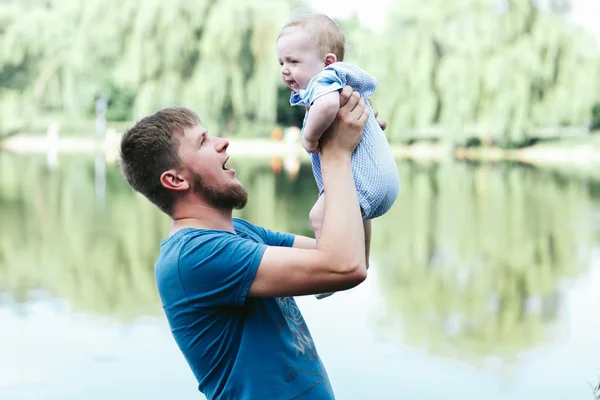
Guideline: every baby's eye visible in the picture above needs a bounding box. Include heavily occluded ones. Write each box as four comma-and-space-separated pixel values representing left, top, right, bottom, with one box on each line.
291, 60, 298, 64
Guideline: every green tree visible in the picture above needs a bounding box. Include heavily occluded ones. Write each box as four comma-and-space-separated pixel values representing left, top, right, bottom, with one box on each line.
346, 0, 600, 146
591, 104, 600, 131
1, 0, 599, 145
0, 0, 299, 134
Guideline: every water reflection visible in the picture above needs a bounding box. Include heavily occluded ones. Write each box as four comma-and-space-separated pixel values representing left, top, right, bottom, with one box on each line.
372, 161, 595, 365
0, 153, 168, 316
0, 153, 318, 318
1, 153, 600, 398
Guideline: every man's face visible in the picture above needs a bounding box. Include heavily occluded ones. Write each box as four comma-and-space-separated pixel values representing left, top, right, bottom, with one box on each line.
276, 30, 325, 92
177, 125, 247, 210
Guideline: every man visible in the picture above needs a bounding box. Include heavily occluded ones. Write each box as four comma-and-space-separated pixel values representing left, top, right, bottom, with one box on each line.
119, 87, 374, 399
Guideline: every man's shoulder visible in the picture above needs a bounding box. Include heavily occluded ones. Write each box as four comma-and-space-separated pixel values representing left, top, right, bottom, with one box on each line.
232, 217, 260, 233
156, 225, 263, 277
232, 218, 295, 248
158, 227, 238, 263
232, 218, 270, 243
162, 227, 227, 246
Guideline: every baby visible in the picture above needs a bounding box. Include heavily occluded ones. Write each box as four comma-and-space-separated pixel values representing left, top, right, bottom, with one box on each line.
276, 13, 400, 298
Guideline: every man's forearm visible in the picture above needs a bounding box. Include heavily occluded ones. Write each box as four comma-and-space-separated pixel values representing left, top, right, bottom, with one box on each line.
318, 151, 366, 272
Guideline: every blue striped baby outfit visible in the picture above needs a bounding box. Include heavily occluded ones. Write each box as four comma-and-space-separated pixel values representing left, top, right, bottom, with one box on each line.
290, 62, 400, 219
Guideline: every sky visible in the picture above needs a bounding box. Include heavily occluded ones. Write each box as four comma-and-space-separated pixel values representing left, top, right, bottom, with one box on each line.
308, 0, 600, 43
569, 0, 600, 42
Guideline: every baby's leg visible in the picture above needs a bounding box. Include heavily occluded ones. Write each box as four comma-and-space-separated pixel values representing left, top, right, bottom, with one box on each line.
310, 194, 335, 300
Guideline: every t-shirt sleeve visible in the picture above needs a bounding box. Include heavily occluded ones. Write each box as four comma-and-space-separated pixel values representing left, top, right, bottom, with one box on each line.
178, 233, 266, 307
299, 68, 345, 106
256, 226, 295, 248
233, 218, 295, 248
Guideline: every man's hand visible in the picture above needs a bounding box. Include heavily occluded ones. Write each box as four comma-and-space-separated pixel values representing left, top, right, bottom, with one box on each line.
368, 97, 387, 131
319, 86, 368, 156
373, 107, 387, 131
308, 92, 387, 132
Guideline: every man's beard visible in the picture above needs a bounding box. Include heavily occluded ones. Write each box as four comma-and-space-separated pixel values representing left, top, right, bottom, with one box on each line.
193, 173, 248, 210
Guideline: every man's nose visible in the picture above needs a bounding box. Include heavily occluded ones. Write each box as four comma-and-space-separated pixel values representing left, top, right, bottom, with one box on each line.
216, 137, 229, 151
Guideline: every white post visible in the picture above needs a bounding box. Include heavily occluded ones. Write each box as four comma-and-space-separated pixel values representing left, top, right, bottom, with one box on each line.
46, 122, 60, 168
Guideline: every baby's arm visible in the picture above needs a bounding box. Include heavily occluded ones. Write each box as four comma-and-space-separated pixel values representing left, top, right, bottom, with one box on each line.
301, 91, 340, 153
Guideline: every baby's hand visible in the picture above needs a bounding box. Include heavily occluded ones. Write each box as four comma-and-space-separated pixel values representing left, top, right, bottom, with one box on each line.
302, 136, 319, 153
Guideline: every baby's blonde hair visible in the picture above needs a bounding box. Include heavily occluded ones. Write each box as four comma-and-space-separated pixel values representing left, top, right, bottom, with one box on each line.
278, 12, 345, 62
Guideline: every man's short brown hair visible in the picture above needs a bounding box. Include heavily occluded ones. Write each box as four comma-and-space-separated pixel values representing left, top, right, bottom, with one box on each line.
119, 107, 200, 215
278, 12, 345, 61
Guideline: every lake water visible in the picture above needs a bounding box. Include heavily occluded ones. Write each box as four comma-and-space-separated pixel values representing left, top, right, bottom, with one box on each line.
1, 152, 599, 400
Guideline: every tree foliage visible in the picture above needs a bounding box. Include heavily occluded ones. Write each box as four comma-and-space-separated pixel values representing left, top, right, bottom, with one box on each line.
0, 0, 599, 145
0, 0, 298, 134
351, 0, 600, 145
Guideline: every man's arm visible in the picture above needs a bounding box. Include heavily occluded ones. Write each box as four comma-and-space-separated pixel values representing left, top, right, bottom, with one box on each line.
248, 87, 368, 297
292, 235, 317, 249
293, 220, 371, 269
301, 92, 340, 153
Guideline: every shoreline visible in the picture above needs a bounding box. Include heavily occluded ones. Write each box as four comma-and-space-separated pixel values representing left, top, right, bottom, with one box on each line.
393, 142, 600, 167
3, 132, 600, 169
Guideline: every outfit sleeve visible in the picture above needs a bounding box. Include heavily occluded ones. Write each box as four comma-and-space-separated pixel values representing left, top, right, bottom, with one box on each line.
178, 233, 266, 307
338, 63, 378, 98
289, 63, 378, 106
298, 68, 345, 106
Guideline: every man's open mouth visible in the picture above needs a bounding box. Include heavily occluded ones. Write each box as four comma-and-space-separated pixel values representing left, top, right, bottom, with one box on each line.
222, 157, 230, 170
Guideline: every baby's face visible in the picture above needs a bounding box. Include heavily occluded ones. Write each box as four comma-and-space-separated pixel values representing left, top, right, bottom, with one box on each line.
276, 30, 325, 92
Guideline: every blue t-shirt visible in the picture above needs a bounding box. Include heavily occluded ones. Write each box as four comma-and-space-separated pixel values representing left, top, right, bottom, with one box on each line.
154, 218, 334, 400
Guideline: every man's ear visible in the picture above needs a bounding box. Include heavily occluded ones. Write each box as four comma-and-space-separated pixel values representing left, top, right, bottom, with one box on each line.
160, 169, 190, 191
324, 53, 337, 67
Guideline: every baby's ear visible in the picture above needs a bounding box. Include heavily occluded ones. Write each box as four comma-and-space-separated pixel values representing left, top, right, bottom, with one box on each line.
324, 53, 337, 66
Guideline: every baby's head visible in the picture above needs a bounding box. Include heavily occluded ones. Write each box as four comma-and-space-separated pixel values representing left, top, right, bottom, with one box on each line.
276, 13, 345, 92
